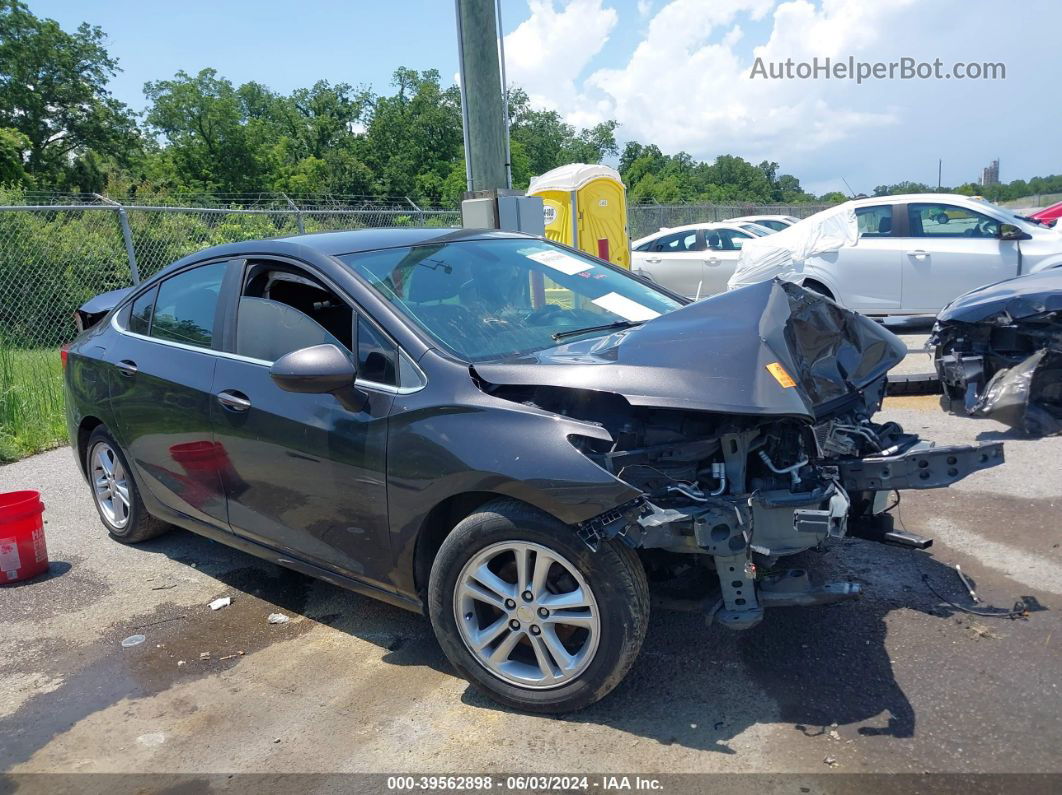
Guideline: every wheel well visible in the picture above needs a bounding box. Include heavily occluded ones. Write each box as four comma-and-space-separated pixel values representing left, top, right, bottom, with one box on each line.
411, 491, 520, 600
802, 279, 834, 299
76, 416, 104, 474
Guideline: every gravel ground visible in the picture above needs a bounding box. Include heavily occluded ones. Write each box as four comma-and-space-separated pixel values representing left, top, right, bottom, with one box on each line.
1, 335, 1059, 781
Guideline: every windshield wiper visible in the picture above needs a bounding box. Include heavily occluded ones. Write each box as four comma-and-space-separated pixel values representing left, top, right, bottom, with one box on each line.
552, 319, 644, 341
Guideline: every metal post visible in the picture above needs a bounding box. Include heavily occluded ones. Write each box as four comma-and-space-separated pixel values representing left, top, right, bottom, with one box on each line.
494, 0, 513, 190
406, 196, 426, 226
454, 0, 510, 193
283, 193, 305, 234
95, 194, 141, 284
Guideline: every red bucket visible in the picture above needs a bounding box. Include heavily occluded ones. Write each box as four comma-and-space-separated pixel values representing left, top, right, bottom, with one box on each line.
0, 490, 49, 584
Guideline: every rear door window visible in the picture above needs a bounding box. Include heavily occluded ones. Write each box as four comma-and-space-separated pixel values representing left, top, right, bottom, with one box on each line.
150, 261, 227, 348
856, 205, 894, 238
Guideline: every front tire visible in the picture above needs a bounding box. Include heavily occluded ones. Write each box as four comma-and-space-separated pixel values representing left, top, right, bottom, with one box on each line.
428, 499, 649, 713
86, 426, 169, 544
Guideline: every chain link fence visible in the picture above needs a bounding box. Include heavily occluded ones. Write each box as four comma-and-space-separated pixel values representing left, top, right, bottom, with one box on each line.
0, 198, 459, 348
0, 194, 831, 348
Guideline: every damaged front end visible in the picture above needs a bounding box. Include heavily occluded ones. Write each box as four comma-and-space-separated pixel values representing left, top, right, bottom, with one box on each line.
476, 280, 1004, 630
931, 269, 1062, 437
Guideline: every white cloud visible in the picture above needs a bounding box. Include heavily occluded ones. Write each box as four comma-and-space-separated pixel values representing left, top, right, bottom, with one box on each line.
503, 0, 618, 113
577, 0, 913, 159
502, 0, 1062, 190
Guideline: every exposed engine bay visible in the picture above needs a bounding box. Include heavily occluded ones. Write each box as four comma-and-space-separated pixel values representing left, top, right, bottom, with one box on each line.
483, 375, 1003, 630
475, 280, 1006, 630
932, 269, 1062, 437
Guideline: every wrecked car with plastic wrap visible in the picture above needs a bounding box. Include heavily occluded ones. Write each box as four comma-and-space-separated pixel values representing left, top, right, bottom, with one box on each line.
64, 229, 1004, 713
932, 268, 1062, 436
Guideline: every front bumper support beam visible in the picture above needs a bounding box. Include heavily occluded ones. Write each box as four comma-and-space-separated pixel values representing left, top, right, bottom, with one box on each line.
835, 441, 1004, 492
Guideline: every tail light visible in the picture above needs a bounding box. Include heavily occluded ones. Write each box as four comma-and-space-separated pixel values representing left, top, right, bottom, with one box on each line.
60, 343, 70, 369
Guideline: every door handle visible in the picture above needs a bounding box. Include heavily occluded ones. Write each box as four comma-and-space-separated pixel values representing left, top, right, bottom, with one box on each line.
705, 257, 720, 265
906, 250, 929, 258
644, 256, 661, 263
117, 359, 138, 377
216, 389, 252, 412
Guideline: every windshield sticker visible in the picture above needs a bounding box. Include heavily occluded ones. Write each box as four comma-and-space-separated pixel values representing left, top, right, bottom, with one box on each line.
525, 248, 592, 276
591, 292, 661, 322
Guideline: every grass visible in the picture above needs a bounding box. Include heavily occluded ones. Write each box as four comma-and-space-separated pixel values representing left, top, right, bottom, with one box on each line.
0, 345, 67, 463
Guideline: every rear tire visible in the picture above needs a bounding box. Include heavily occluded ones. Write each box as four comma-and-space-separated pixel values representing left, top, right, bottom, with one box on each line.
428, 499, 649, 713
85, 426, 169, 544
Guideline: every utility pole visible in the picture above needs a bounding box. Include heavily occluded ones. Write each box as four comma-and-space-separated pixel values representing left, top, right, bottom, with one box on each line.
454, 0, 542, 235
455, 0, 510, 192
938, 158, 942, 190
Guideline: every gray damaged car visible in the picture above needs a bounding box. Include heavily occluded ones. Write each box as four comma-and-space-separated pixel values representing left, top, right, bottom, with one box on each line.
932, 268, 1062, 436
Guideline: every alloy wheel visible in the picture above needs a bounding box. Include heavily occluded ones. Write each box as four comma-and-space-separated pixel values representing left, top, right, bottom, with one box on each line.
453, 540, 600, 689
91, 442, 131, 529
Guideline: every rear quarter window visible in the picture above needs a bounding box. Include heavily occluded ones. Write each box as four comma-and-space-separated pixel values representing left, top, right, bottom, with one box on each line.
128, 287, 157, 335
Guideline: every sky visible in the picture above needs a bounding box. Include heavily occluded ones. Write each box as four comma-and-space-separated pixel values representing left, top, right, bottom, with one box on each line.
28, 0, 1062, 196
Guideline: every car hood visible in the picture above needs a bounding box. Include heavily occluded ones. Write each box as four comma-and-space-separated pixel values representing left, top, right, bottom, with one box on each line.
473, 280, 906, 420
937, 268, 1062, 324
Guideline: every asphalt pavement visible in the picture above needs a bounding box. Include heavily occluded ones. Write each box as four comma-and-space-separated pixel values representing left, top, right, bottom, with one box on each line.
2, 332, 1060, 780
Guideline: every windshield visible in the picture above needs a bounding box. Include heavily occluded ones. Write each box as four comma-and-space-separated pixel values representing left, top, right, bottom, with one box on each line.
741, 224, 772, 236
969, 197, 1039, 230
339, 238, 682, 362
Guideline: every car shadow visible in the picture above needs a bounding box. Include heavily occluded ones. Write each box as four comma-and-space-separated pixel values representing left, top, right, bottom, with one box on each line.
0, 526, 996, 767
975, 427, 1031, 441
456, 539, 987, 753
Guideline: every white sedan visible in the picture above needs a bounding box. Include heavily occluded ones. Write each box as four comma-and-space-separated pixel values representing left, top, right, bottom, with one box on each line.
631, 222, 771, 299
729, 194, 1062, 315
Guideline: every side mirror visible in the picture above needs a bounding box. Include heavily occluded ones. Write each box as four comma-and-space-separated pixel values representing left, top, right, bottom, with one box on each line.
269, 344, 366, 411
1000, 223, 1032, 241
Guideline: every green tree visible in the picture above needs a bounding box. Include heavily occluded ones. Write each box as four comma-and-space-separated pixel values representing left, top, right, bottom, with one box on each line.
362, 68, 463, 202
0, 1, 139, 186
0, 127, 28, 184
143, 68, 263, 192
507, 88, 618, 183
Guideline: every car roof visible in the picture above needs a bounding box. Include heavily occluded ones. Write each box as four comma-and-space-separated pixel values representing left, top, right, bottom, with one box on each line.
846, 193, 988, 207
145, 227, 534, 284
635, 221, 746, 239
270, 226, 525, 255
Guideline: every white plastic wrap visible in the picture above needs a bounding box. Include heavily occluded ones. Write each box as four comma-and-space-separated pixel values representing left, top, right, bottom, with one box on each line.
727, 203, 860, 290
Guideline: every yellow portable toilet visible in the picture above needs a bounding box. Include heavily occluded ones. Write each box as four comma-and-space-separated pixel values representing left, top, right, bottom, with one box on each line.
527, 163, 631, 269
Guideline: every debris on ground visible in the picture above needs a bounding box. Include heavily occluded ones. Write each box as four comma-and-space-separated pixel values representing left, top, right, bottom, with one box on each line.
199, 652, 211, 660
823, 755, 839, 767
267, 613, 290, 625
120, 634, 145, 648
208, 596, 231, 610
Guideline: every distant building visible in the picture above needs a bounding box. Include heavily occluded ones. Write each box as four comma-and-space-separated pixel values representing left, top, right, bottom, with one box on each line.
980, 159, 1000, 187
